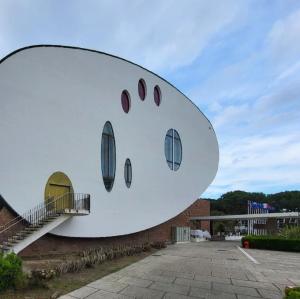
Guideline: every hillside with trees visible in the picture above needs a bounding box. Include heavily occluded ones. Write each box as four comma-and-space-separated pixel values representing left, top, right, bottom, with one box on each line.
205, 190, 300, 215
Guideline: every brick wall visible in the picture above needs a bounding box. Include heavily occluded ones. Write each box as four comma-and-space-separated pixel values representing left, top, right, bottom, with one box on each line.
0, 198, 210, 257
0, 206, 15, 228
0, 199, 24, 243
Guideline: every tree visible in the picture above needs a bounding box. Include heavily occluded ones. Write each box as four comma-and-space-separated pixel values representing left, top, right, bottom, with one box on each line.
206, 190, 300, 215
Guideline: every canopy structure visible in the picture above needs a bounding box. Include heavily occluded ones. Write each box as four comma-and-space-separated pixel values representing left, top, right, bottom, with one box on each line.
190, 212, 300, 221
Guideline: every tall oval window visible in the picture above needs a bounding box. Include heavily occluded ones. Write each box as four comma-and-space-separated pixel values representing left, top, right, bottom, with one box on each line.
124, 158, 132, 188
165, 129, 182, 171
138, 79, 146, 101
121, 90, 130, 113
101, 121, 116, 191
154, 85, 161, 106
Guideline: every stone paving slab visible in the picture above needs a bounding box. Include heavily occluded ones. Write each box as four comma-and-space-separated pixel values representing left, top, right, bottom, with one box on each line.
231, 278, 278, 290
137, 273, 176, 284
194, 274, 231, 284
212, 282, 260, 297
120, 285, 165, 299
60, 241, 300, 299
163, 292, 203, 299
87, 280, 128, 293
257, 288, 283, 299
236, 295, 261, 299
175, 277, 211, 290
118, 276, 153, 288
67, 286, 98, 298
86, 289, 133, 299
149, 281, 190, 295
161, 270, 196, 279
189, 288, 236, 299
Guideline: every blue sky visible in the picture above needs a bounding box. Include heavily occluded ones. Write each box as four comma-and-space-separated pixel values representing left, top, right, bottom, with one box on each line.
1, 0, 299, 198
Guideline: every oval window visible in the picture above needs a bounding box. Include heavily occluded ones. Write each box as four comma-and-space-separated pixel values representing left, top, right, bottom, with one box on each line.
124, 158, 132, 188
165, 129, 182, 171
154, 85, 161, 106
101, 121, 116, 191
138, 79, 146, 101
121, 90, 130, 113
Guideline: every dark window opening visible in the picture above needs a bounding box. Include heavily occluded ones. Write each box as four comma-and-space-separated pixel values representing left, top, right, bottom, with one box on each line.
138, 79, 146, 101
124, 158, 132, 188
121, 90, 130, 113
165, 129, 182, 171
154, 85, 161, 106
101, 121, 116, 191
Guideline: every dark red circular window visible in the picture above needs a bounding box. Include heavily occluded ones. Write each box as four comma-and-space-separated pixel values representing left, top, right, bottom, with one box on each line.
154, 85, 161, 106
138, 79, 146, 101
121, 90, 130, 113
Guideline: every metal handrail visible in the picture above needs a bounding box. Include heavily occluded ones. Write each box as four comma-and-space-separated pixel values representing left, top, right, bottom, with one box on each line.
0, 193, 90, 246
0, 214, 23, 232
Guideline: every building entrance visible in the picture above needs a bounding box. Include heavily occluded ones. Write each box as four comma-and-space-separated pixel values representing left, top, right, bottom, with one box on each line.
44, 171, 74, 211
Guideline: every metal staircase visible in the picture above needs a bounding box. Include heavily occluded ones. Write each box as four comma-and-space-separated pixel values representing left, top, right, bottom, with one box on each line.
0, 193, 90, 254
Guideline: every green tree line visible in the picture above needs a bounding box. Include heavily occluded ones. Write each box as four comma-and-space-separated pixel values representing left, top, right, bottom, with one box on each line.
205, 190, 300, 215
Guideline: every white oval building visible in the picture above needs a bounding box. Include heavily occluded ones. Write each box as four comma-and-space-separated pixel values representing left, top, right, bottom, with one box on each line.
0, 45, 218, 240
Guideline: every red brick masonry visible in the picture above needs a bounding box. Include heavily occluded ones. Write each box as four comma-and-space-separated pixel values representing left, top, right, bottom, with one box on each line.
0, 198, 210, 257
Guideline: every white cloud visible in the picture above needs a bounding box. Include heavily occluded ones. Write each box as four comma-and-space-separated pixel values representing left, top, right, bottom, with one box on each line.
205, 132, 300, 198
267, 8, 300, 70
274, 61, 300, 83
213, 103, 249, 129
203, 47, 300, 198
0, 0, 244, 71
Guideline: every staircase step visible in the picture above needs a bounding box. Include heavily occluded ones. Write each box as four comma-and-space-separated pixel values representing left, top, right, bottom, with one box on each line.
2, 216, 63, 249
0, 244, 11, 251
17, 230, 33, 237
16, 231, 29, 236
24, 226, 37, 232
0, 212, 71, 255
8, 238, 20, 244
45, 216, 59, 220
41, 219, 53, 223
29, 225, 43, 229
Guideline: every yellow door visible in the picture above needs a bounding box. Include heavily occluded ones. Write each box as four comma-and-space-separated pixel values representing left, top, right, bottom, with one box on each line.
44, 172, 74, 212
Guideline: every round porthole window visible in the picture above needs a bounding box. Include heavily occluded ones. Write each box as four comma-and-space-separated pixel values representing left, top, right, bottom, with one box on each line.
165, 129, 182, 171
154, 85, 161, 106
121, 90, 130, 113
101, 121, 116, 191
124, 158, 132, 188
138, 79, 146, 101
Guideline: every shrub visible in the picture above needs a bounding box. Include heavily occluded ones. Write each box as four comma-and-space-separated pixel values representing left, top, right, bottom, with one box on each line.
151, 241, 166, 249
279, 226, 300, 239
55, 243, 154, 276
0, 252, 24, 291
285, 287, 300, 299
241, 235, 300, 252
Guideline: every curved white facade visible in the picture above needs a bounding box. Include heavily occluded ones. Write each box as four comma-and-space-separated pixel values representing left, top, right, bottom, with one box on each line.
0, 46, 219, 237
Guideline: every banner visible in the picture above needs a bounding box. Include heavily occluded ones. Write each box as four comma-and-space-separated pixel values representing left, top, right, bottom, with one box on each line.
249, 201, 274, 211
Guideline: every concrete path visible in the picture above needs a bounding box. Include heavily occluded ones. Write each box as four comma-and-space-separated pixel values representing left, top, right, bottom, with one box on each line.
59, 241, 300, 299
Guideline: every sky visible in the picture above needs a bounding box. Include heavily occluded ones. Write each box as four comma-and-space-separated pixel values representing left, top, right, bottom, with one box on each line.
0, 0, 299, 199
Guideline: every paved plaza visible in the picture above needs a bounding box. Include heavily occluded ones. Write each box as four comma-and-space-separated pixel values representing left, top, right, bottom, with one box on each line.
60, 241, 300, 299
